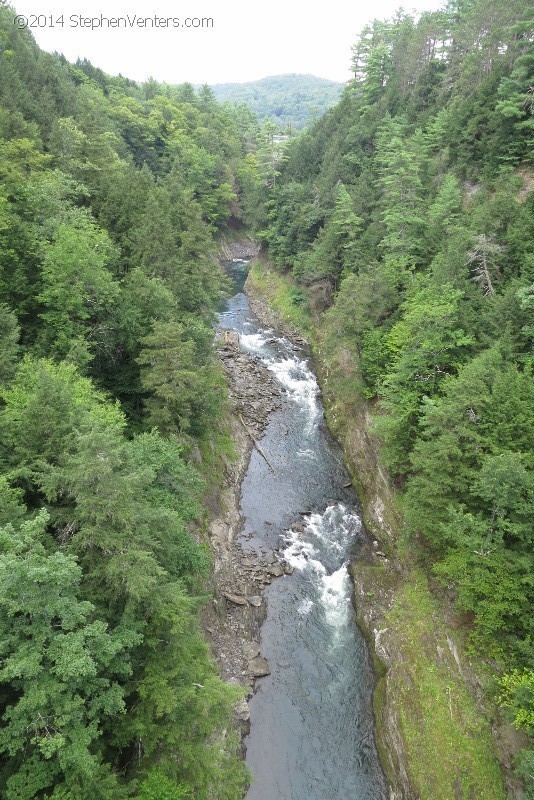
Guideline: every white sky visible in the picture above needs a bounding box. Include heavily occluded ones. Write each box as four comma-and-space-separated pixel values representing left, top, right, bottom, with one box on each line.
9, 0, 443, 85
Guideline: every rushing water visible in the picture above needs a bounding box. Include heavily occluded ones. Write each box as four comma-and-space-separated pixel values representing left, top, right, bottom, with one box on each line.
219, 261, 387, 800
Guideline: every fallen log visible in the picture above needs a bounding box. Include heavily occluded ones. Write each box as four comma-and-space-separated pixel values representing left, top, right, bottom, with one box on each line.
239, 414, 276, 474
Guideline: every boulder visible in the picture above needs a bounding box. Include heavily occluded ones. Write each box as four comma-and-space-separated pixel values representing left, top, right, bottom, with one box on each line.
235, 698, 250, 722
248, 656, 271, 677
243, 641, 260, 660
223, 592, 247, 605
247, 595, 263, 607
267, 563, 285, 577
222, 329, 240, 347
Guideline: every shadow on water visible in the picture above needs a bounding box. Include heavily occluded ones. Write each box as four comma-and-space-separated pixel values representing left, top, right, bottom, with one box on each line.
219, 260, 387, 800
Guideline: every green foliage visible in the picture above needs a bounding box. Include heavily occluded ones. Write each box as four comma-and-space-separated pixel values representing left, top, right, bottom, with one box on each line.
360, 327, 392, 398
137, 321, 226, 438
329, 267, 397, 339
0, 303, 19, 385
0, 512, 134, 800
495, 7, 534, 163
138, 769, 192, 800
0, 478, 26, 527
514, 748, 534, 800
293, 183, 362, 289
498, 670, 534, 733
0, 17, 257, 797
38, 210, 119, 369
374, 282, 474, 473
0, 358, 241, 798
375, 117, 428, 274
211, 74, 343, 131
383, 572, 507, 800
261, 0, 534, 784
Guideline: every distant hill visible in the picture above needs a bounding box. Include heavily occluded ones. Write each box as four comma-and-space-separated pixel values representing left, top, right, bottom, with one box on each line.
210, 74, 345, 131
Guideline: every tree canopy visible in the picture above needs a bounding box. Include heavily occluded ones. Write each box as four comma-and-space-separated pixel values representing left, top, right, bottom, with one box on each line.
258, 0, 534, 790
0, 5, 254, 797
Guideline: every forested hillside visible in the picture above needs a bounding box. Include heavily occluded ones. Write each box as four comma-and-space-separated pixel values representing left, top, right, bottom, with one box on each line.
1, 0, 533, 796
210, 74, 344, 131
257, 0, 534, 790
0, 4, 263, 798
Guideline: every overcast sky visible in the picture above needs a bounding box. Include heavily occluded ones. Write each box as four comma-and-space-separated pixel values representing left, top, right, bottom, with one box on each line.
10, 0, 443, 85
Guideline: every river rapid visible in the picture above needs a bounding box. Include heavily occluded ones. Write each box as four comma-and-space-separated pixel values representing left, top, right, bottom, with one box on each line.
219, 260, 388, 800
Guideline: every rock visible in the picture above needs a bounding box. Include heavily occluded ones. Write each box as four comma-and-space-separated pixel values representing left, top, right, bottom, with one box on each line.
243, 641, 260, 660
248, 656, 271, 677
247, 595, 263, 607
265, 551, 277, 564
277, 661, 290, 669
222, 329, 240, 347
267, 563, 285, 577
343, 480, 352, 488
223, 592, 247, 605
220, 237, 260, 261
235, 698, 250, 722
292, 522, 304, 532
284, 562, 295, 575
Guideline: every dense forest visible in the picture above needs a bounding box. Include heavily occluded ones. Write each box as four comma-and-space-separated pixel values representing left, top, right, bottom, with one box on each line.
254, 0, 534, 791
0, 3, 271, 797
210, 74, 344, 131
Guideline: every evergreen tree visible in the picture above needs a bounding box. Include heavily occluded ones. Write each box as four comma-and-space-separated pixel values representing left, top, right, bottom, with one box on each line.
0, 513, 133, 800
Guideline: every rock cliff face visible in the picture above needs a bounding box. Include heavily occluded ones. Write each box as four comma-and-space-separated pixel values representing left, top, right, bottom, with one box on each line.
218, 238, 261, 261
349, 557, 414, 800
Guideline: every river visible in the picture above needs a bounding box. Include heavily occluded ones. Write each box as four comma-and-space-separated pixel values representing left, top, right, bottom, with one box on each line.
219, 260, 388, 800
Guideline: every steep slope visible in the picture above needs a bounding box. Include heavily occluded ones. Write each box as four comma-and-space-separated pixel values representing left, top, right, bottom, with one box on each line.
252, 0, 533, 796
0, 6, 260, 798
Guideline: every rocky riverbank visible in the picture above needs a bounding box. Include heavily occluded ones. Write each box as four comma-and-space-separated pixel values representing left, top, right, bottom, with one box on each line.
203, 329, 297, 734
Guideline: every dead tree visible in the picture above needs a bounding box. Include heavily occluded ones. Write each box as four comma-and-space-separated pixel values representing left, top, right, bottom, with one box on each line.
468, 233, 504, 296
